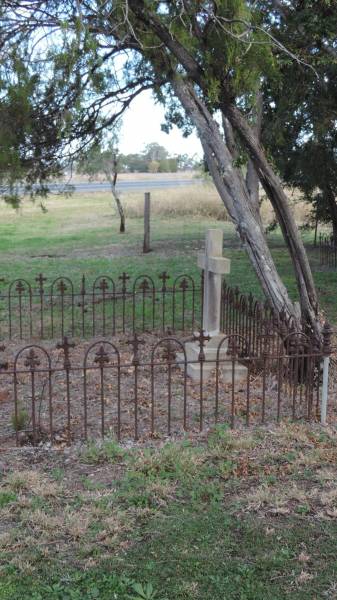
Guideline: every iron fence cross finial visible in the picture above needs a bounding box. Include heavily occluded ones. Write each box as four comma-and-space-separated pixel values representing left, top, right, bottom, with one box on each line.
94, 345, 110, 368
15, 280, 25, 295
127, 332, 145, 365
179, 278, 189, 292
159, 271, 170, 292
57, 280, 67, 295
119, 272, 130, 292
139, 278, 150, 293
57, 336, 75, 369
24, 348, 41, 371
35, 273, 47, 292
193, 329, 211, 361
98, 278, 109, 293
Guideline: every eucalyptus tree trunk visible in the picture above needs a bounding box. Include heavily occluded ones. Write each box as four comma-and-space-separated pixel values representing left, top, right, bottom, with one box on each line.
172, 77, 297, 322
223, 101, 319, 339
245, 91, 263, 219
126, 0, 321, 341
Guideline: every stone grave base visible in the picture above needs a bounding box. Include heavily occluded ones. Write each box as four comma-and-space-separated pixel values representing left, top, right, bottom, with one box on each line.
176, 334, 248, 383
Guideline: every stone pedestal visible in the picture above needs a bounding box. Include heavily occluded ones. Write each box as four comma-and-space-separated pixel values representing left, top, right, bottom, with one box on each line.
177, 334, 248, 382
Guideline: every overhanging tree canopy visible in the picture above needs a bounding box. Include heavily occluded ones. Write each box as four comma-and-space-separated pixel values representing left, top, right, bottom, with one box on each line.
1, 0, 335, 342
259, 0, 337, 241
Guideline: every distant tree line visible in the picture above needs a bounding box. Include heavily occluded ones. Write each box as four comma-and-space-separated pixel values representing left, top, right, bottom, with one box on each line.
83, 142, 199, 175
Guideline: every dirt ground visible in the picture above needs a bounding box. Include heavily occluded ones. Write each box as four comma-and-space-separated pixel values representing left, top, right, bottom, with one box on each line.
1, 333, 335, 449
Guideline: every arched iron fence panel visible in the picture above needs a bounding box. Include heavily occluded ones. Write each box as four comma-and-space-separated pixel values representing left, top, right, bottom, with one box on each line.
8, 279, 33, 339
92, 276, 116, 337
0, 328, 327, 447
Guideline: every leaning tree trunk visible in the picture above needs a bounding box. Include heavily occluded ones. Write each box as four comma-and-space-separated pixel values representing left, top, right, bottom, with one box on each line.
172, 77, 299, 323
115, 194, 126, 233
222, 101, 320, 340
245, 90, 263, 220
126, 1, 320, 341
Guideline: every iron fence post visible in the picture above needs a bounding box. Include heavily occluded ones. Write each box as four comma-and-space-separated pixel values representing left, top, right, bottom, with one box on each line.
321, 322, 332, 426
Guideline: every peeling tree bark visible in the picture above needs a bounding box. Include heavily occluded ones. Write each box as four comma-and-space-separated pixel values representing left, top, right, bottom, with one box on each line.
223, 101, 320, 339
245, 90, 263, 221
172, 77, 298, 322
126, 0, 321, 341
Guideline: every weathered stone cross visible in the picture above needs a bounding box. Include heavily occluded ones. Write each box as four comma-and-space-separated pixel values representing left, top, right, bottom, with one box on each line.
177, 229, 247, 383
197, 229, 230, 337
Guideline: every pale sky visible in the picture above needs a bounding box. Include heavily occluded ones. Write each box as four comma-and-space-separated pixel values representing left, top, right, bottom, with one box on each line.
118, 90, 203, 158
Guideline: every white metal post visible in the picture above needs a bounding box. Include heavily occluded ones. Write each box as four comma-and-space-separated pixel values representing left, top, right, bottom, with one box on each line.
321, 356, 330, 426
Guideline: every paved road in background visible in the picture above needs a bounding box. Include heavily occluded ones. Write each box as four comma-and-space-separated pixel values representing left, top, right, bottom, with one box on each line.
50, 178, 201, 193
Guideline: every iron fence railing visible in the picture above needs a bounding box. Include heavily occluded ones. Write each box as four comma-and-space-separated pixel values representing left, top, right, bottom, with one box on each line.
0, 272, 201, 341
0, 331, 328, 447
0, 272, 300, 351
319, 233, 337, 268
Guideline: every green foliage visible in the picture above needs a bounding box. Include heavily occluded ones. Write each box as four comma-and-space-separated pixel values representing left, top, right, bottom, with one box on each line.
78, 139, 182, 175
11, 408, 29, 432
0, 572, 138, 600
260, 0, 337, 231
129, 582, 158, 600
0, 0, 281, 196
0, 491, 17, 508
81, 438, 126, 464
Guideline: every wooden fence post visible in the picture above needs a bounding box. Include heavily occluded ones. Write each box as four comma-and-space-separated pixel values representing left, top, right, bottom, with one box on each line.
143, 192, 151, 253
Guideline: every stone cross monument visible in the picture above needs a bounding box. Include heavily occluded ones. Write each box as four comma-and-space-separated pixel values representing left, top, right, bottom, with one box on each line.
177, 229, 247, 382
197, 229, 230, 336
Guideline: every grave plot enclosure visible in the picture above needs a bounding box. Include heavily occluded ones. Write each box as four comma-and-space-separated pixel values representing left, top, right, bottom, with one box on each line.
0, 229, 333, 446
0, 272, 330, 446
0, 330, 326, 447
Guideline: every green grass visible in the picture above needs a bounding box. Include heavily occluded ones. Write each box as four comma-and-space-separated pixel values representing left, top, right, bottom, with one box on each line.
0, 190, 336, 322
2, 424, 337, 599
1, 192, 337, 598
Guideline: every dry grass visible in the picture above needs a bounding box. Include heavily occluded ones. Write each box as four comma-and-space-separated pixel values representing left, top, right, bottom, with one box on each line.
260, 191, 311, 227
2, 423, 337, 589
4, 470, 60, 497
123, 184, 311, 224
2, 182, 312, 225
122, 183, 229, 219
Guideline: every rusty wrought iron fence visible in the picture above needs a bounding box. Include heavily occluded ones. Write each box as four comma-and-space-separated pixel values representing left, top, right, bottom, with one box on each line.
0, 272, 201, 341
319, 233, 337, 268
0, 271, 299, 350
0, 328, 332, 447
220, 282, 301, 356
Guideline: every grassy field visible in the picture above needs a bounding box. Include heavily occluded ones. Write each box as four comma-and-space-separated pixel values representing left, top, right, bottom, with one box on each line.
1, 187, 337, 598
0, 185, 336, 321
1, 423, 337, 599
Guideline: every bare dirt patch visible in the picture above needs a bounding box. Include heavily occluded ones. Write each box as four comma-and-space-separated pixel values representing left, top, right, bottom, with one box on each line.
1, 332, 332, 449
